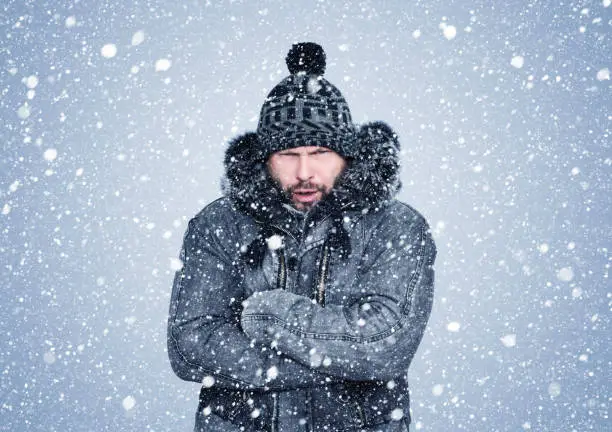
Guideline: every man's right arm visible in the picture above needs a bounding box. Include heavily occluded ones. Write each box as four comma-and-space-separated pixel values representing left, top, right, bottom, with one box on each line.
167, 214, 335, 390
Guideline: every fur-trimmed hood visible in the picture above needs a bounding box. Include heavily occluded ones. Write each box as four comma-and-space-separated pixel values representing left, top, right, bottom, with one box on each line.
222, 121, 402, 226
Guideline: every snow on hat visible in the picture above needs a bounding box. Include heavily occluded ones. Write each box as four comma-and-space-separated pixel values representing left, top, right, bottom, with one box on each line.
256, 42, 357, 159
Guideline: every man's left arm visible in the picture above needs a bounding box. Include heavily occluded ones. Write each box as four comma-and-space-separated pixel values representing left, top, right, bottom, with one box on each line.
241, 217, 436, 382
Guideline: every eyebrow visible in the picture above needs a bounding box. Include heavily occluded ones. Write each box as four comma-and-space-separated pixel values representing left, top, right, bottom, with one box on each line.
279, 148, 330, 156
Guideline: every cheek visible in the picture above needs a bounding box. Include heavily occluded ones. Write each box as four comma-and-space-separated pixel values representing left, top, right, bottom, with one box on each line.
274, 171, 302, 192
269, 160, 292, 185
321, 162, 344, 188
332, 159, 346, 178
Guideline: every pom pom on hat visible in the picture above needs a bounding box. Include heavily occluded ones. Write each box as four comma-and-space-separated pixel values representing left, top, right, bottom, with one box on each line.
285, 42, 326, 75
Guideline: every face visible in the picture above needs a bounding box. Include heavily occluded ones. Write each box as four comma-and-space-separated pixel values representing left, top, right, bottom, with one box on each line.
267, 146, 347, 211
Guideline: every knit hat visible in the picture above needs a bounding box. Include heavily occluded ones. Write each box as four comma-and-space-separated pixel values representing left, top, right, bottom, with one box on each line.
256, 42, 357, 159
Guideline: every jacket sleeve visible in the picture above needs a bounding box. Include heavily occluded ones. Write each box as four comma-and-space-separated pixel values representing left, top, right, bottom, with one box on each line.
167, 215, 338, 390
240, 217, 436, 382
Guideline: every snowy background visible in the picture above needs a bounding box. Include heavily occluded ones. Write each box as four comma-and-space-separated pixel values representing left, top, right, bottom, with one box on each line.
1, 0, 610, 431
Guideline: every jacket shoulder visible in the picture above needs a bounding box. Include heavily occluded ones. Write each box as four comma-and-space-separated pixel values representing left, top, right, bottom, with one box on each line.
184, 197, 244, 240
191, 196, 258, 231
188, 196, 258, 244
381, 201, 437, 263
375, 200, 432, 232
191, 197, 237, 225
183, 197, 257, 262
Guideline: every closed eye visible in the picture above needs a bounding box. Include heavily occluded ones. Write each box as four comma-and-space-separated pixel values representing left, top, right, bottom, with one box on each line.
310, 149, 331, 155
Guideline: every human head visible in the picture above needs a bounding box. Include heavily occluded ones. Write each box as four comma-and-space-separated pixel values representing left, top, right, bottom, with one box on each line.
255, 42, 357, 210
267, 146, 346, 211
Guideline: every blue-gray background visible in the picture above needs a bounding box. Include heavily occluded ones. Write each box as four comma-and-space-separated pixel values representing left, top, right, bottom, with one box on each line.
1, 0, 609, 431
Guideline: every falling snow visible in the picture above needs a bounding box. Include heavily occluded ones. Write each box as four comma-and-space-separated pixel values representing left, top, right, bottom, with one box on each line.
266, 234, 284, 250
432, 384, 444, 396
440, 23, 457, 40
131, 30, 146, 47
122, 396, 136, 411
100, 43, 118, 59
266, 365, 279, 381
65, 16, 76, 28
596, 68, 610, 81
511, 55, 525, 69
1, 1, 609, 431
25, 75, 39, 89
43, 148, 57, 162
500, 334, 517, 348
446, 321, 461, 332
556, 267, 575, 282
154, 58, 172, 72
390, 408, 404, 420
169, 257, 183, 271
201, 376, 215, 388
16, 103, 30, 119
548, 382, 562, 398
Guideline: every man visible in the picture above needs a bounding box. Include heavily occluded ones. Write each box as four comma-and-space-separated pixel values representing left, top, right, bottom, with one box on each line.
168, 42, 436, 431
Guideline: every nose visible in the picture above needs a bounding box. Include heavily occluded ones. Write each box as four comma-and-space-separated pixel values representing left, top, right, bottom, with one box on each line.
296, 155, 313, 182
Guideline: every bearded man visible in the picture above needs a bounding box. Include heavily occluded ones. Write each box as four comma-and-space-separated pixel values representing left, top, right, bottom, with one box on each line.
168, 42, 437, 432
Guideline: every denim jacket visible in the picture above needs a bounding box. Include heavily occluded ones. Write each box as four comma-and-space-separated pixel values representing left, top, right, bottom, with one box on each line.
168, 122, 436, 431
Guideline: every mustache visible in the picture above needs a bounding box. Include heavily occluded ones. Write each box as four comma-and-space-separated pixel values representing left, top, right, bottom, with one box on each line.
286, 182, 326, 194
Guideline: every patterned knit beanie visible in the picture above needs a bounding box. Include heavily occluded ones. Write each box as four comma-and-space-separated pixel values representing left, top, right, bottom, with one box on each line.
256, 42, 357, 159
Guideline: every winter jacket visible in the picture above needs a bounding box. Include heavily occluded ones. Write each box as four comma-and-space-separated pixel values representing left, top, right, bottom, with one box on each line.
167, 122, 436, 431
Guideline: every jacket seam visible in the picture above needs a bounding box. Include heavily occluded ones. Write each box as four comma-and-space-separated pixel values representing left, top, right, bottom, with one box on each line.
398, 222, 428, 313
242, 314, 407, 343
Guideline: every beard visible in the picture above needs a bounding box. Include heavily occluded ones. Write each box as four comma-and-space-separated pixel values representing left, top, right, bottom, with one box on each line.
282, 181, 328, 211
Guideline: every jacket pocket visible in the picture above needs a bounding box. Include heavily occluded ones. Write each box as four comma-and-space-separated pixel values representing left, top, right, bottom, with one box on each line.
335, 380, 411, 429
197, 387, 272, 431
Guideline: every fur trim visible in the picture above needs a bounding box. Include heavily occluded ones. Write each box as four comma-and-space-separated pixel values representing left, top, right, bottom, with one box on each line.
222, 132, 285, 223
222, 121, 401, 222
328, 121, 401, 210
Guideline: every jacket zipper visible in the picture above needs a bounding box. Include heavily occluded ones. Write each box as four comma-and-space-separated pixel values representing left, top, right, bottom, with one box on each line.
314, 208, 354, 306
354, 401, 366, 428
271, 392, 279, 432
277, 249, 287, 290
271, 215, 347, 430
316, 241, 330, 306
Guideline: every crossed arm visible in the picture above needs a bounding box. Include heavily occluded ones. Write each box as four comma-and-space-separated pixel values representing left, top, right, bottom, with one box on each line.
167, 218, 335, 390
168, 213, 436, 389
240, 217, 436, 382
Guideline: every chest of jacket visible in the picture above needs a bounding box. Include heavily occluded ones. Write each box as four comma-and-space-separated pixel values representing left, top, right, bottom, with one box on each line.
241, 215, 368, 308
